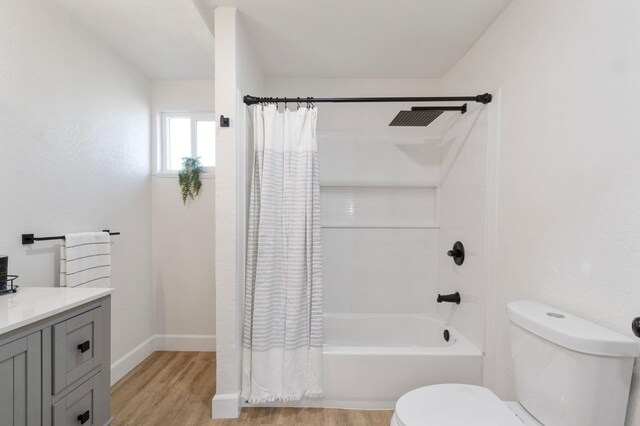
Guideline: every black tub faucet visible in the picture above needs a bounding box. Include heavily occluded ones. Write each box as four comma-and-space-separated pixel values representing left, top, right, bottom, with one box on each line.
437, 292, 461, 304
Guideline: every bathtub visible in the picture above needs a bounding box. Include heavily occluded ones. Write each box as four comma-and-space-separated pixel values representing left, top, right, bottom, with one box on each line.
321, 313, 483, 409
246, 313, 483, 409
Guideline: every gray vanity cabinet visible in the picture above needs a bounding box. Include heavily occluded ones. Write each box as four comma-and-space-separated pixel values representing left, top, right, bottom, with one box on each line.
0, 332, 42, 426
0, 294, 111, 426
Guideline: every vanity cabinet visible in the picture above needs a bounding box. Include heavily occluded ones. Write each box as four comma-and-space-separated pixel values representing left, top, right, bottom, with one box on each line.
0, 289, 112, 426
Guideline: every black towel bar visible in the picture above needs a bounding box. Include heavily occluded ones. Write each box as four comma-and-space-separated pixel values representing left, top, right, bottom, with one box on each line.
21, 230, 120, 245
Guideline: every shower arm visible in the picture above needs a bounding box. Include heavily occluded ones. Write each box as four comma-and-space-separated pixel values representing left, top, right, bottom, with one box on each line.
243, 93, 492, 106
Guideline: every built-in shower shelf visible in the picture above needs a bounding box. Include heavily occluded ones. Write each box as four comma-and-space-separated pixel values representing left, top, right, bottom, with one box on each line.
320, 186, 437, 228
316, 129, 445, 145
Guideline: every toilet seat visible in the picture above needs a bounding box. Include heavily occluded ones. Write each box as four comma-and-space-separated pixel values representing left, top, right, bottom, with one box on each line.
392, 384, 524, 426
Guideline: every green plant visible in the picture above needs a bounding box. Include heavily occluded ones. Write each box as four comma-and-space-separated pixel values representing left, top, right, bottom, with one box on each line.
178, 156, 204, 204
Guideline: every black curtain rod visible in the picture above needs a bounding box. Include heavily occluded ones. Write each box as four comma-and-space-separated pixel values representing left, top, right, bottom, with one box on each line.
243, 93, 492, 106
22, 230, 120, 245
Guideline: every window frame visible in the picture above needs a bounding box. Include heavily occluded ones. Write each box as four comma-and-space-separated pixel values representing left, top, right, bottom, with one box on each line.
159, 111, 216, 175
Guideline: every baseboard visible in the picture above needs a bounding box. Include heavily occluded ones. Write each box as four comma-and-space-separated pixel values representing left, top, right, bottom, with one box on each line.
155, 334, 216, 352
110, 335, 156, 385
212, 392, 241, 419
111, 334, 216, 385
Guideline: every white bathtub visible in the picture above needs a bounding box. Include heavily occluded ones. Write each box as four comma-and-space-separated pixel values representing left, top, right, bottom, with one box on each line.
321, 314, 483, 409
246, 313, 483, 409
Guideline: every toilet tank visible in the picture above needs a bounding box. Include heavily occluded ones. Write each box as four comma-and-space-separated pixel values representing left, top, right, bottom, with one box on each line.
507, 301, 639, 426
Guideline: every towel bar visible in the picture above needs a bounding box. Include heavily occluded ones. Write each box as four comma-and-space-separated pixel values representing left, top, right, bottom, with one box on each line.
21, 230, 120, 245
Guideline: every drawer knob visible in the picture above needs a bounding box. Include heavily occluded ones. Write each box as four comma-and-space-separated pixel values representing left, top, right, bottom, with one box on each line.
77, 340, 91, 353
77, 410, 90, 424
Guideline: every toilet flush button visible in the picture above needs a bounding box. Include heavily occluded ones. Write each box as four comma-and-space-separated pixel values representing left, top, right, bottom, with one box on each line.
547, 312, 565, 319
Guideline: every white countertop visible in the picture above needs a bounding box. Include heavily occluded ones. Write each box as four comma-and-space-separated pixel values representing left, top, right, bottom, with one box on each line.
0, 287, 113, 335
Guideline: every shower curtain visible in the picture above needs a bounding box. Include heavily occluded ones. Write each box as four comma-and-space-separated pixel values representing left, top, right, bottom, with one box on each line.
242, 104, 323, 403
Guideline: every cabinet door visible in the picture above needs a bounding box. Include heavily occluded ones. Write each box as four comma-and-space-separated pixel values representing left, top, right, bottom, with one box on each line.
0, 333, 42, 426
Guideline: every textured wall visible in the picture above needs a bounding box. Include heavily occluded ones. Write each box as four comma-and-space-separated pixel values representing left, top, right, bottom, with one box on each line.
151, 80, 216, 339
213, 8, 265, 418
443, 0, 640, 423
0, 0, 152, 369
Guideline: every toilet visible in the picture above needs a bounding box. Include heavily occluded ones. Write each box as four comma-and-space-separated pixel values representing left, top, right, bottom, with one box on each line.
391, 300, 640, 426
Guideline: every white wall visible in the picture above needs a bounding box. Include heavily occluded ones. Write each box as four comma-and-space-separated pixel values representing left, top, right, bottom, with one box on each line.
265, 78, 442, 315
0, 0, 153, 376
442, 0, 640, 422
151, 80, 216, 350
213, 8, 265, 419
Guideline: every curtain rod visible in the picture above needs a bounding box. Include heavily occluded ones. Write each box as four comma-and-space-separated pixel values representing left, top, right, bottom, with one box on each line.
243, 93, 492, 106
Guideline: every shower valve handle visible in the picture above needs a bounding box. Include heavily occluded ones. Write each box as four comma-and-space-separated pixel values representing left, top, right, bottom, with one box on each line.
447, 241, 465, 266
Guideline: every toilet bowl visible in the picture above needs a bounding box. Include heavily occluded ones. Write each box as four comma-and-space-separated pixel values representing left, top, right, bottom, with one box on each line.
390, 384, 540, 426
391, 301, 639, 426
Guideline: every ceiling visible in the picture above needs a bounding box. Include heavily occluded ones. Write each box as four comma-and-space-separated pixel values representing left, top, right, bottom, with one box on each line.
51, 0, 215, 80
50, 0, 512, 80
207, 0, 513, 78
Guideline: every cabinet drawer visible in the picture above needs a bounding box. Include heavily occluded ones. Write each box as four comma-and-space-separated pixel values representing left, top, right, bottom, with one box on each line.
52, 374, 102, 426
52, 308, 102, 395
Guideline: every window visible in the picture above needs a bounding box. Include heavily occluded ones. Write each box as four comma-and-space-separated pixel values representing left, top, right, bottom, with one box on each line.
161, 112, 215, 172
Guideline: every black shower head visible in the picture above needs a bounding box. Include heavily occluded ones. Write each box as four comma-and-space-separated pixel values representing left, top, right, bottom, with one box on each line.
389, 109, 444, 127
388, 104, 467, 127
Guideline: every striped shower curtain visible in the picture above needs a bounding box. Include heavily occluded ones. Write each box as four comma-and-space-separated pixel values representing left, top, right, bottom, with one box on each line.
241, 104, 323, 403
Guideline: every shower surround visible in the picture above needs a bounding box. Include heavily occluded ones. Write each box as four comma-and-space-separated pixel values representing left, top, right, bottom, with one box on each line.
240, 78, 492, 409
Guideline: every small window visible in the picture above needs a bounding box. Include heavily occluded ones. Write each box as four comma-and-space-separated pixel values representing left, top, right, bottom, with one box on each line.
161, 112, 215, 172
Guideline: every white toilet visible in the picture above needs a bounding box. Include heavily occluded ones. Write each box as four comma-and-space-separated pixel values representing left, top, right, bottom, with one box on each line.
391, 300, 639, 426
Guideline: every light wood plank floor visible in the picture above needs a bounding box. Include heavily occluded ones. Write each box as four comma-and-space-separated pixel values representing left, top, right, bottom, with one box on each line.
111, 351, 394, 426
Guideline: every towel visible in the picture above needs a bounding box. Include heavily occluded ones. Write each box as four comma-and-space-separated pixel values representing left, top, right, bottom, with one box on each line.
60, 232, 111, 288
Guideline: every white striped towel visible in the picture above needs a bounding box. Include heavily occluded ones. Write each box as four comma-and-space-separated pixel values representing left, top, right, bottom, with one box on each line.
60, 232, 111, 288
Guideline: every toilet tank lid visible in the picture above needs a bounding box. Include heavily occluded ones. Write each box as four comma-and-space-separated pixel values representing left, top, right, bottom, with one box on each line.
507, 301, 640, 357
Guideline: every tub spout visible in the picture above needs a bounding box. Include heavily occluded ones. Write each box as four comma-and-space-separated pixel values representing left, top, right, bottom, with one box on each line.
437, 292, 461, 304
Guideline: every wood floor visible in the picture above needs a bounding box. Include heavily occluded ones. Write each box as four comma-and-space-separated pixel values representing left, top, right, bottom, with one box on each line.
111, 351, 394, 426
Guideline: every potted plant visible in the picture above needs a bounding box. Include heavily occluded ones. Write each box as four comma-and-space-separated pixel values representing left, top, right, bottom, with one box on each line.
178, 156, 204, 204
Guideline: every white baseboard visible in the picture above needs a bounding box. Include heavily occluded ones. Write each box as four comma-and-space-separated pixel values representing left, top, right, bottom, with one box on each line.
111, 334, 216, 386
212, 392, 241, 419
155, 334, 216, 352
110, 335, 156, 385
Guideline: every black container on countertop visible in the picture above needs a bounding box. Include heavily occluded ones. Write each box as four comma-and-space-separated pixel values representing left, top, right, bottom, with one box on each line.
0, 256, 7, 291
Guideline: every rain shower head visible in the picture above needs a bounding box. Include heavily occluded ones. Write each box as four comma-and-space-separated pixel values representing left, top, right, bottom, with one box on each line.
388, 103, 467, 127
389, 109, 444, 127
